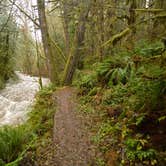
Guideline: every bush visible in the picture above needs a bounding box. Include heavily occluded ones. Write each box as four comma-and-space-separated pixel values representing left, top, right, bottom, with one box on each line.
96, 55, 133, 86
73, 70, 98, 95
125, 138, 157, 164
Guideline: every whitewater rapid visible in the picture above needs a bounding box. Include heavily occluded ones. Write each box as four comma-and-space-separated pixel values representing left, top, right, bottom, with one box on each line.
0, 72, 49, 126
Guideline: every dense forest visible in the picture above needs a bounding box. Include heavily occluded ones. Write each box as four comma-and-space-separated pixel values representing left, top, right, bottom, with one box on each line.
0, 0, 166, 165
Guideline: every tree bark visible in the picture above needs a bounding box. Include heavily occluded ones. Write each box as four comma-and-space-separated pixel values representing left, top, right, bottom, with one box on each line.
61, 0, 70, 56
62, 3, 90, 85
97, 0, 104, 61
37, 0, 59, 84
151, 0, 166, 40
126, 0, 137, 49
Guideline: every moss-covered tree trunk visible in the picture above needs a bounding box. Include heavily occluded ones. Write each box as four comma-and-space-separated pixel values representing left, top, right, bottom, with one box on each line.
151, 0, 166, 40
37, 0, 59, 84
61, 0, 70, 56
126, 0, 137, 49
62, 4, 90, 85
97, 0, 104, 61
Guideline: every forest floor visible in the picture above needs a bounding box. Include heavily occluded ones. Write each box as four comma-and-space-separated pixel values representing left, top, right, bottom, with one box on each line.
52, 86, 98, 166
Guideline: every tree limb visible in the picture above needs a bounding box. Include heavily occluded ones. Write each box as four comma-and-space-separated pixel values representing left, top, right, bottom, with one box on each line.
134, 8, 165, 12
102, 28, 131, 47
49, 37, 67, 63
102, 13, 166, 47
8, 0, 40, 28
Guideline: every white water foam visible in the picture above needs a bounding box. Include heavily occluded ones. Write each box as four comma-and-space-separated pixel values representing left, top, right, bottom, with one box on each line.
0, 72, 49, 126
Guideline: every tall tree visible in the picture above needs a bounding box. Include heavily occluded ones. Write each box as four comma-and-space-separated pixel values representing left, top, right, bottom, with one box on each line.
37, 0, 59, 84
0, 0, 17, 88
61, 0, 70, 55
62, 1, 90, 85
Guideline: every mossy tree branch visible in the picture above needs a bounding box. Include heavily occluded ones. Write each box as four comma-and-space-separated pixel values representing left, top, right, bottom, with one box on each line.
102, 13, 166, 47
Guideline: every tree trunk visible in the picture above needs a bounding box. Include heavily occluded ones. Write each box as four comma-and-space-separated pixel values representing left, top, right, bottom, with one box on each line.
97, 0, 104, 61
37, 0, 59, 84
127, 0, 137, 49
61, 0, 70, 56
151, 0, 166, 40
62, 3, 90, 85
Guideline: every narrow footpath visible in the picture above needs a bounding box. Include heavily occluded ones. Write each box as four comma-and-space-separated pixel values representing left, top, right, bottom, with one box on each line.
53, 87, 96, 166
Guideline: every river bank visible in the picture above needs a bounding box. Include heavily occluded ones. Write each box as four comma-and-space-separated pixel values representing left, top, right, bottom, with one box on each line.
0, 72, 49, 126
0, 85, 56, 166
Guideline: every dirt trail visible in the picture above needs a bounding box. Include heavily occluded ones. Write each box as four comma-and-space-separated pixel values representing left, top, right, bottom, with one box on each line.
53, 87, 96, 166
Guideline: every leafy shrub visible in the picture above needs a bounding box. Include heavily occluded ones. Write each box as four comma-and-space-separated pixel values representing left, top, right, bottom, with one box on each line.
74, 71, 98, 95
125, 138, 157, 164
127, 78, 165, 112
107, 67, 127, 86
96, 56, 129, 76
80, 73, 97, 89
102, 85, 128, 105
96, 56, 133, 86
92, 121, 120, 144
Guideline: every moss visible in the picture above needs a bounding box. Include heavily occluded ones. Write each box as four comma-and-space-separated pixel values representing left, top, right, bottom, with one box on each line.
102, 28, 131, 47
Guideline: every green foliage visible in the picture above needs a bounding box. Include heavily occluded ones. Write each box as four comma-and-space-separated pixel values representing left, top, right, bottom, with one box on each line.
92, 121, 120, 144
0, 126, 29, 164
78, 40, 166, 165
73, 70, 98, 95
102, 85, 128, 105
0, 8, 18, 88
79, 103, 95, 114
158, 116, 166, 122
87, 87, 98, 96
0, 76, 5, 89
125, 138, 156, 163
95, 158, 106, 166
134, 40, 164, 57
27, 85, 55, 136
79, 72, 97, 89
102, 41, 166, 113
96, 55, 133, 86
0, 85, 56, 165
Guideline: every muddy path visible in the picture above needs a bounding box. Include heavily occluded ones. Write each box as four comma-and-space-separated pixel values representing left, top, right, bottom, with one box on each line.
53, 87, 96, 166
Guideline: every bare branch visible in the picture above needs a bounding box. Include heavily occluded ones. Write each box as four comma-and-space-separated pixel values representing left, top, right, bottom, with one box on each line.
8, 0, 40, 28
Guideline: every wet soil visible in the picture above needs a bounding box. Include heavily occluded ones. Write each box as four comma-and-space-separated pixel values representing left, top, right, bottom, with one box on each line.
52, 87, 96, 166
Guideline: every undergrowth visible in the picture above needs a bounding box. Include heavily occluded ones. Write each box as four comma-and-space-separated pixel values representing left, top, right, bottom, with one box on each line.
76, 40, 166, 166
0, 85, 56, 166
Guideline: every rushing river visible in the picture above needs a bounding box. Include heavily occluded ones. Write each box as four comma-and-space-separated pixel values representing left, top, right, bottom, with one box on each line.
0, 72, 49, 126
